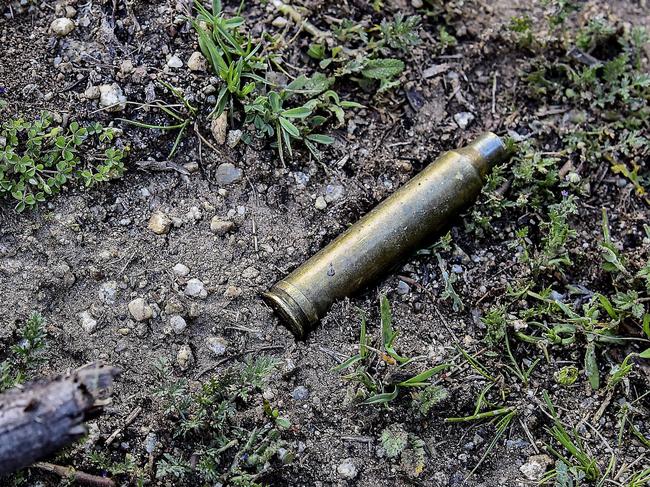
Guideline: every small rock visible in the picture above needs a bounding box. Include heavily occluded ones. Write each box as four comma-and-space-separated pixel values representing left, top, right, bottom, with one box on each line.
324, 184, 345, 203
185, 278, 207, 298
148, 211, 172, 235
169, 315, 187, 334
242, 266, 260, 279
99, 281, 118, 304
315, 196, 327, 210
164, 297, 185, 315
411, 0, 423, 7
64, 6, 77, 18
205, 336, 228, 356
172, 263, 190, 277
187, 51, 207, 72
176, 345, 194, 371
451, 264, 463, 274
210, 217, 234, 235
223, 285, 242, 298
99, 83, 127, 112
83, 85, 100, 100
167, 54, 183, 69
227, 129, 243, 148
396, 280, 410, 295
51, 18, 75, 36
144, 432, 158, 454
215, 163, 243, 185
78, 311, 97, 333
128, 298, 153, 322
453, 112, 475, 129
520, 454, 553, 481
337, 459, 358, 480
186, 206, 202, 222
291, 385, 309, 401
211, 112, 228, 145
120, 59, 135, 76
294, 171, 309, 186
272, 16, 289, 28
184, 162, 200, 173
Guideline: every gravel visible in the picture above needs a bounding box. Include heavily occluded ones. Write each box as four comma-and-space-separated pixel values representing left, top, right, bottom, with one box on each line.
215, 163, 242, 185
176, 345, 194, 371
336, 459, 358, 479
172, 263, 190, 277
128, 298, 153, 322
210, 217, 235, 236
185, 278, 207, 298
291, 385, 309, 401
78, 310, 97, 333
50, 17, 75, 36
148, 211, 172, 235
187, 51, 207, 71
205, 336, 227, 356
98, 83, 127, 112
169, 315, 187, 334
453, 111, 475, 129
315, 196, 327, 210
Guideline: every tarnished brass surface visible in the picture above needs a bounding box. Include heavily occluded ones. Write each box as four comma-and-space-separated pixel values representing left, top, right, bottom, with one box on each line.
264, 132, 509, 338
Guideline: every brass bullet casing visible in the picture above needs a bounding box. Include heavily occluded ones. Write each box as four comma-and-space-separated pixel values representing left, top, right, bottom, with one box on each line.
264, 132, 509, 338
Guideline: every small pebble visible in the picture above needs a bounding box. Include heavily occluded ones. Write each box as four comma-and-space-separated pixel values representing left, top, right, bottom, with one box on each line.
210, 217, 235, 236
215, 163, 243, 185
99, 281, 118, 304
396, 280, 410, 295
78, 310, 97, 333
187, 51, 207, 72
148, 211, 172, 235
205, 336, 228, 356
242, 266, 260, 279
172, 263, 190, 277
176, 345, 194, 371
50, 17, 75, 36
128, 298, 153, 322
170, 315, 187, 334
185, 278, 207, 298
211, 112, 228, 145
227, 129, 243, 148
337, 459, 358, 480
223, 285, 242, 298
99, 83, 127, 112
315, 196, 327, 210
292, 385, 309, 401
272, 16, 288, 28
83, 85, 100, 100
520, 454, 553, 481
453, 111, 475, 129
167, 54, 183, 68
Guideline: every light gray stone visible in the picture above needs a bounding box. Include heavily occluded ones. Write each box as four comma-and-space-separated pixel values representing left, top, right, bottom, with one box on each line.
51, 17, 75, 36
128, 298, 153, 322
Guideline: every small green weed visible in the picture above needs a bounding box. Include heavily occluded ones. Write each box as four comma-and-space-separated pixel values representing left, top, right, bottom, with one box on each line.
0, 113, 126, 212
117, 81, 197, 159
193, 0, 346, 164
151, 356, 290, 485
333, 295, 450, 406
0, 312, 47, 392
380, 424, 427, 478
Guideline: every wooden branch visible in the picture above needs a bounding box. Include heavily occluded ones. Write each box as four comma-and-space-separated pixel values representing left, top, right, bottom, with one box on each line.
0, 363, 120, 477
34, 462, 116, 487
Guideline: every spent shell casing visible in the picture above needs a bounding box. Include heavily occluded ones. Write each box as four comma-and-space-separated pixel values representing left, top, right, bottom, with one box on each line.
264, 132, 509, 338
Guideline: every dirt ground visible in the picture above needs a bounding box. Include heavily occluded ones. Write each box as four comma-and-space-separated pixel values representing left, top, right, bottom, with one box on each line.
1, 0, 649, 486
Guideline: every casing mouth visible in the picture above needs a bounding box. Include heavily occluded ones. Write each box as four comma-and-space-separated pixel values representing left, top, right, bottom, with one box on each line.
262, 281, 318, 339
460, 132, 508, 179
